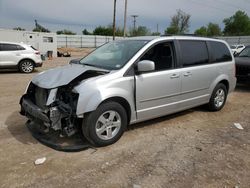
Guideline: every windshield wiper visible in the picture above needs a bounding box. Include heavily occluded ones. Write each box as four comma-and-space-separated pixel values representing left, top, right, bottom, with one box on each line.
82, 63, 110, 71
82, 63, 101, 68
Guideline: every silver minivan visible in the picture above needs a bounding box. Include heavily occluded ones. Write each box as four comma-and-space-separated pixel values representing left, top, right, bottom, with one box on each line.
20, 36, 236, 146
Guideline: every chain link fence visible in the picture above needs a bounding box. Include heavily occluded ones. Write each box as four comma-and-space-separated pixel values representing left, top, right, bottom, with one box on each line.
217, 36, 250, 46
57, 35, 124, 48
57, 35, 250, 49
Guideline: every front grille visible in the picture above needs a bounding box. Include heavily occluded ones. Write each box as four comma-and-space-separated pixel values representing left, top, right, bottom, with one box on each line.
236, 65, 250, 76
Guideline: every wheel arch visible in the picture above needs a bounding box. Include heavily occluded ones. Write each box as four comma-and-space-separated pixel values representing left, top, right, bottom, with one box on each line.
218, 79, 229, 92
18, 58, 35, 67
98, 97, 132, 124
209, 75, 230, 95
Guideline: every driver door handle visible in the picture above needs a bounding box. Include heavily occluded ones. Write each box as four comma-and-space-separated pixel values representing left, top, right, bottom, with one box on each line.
184, 72, 192, 77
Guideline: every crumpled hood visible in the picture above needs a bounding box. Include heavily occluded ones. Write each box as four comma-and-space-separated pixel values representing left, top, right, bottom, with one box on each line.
32, 64, 108, 89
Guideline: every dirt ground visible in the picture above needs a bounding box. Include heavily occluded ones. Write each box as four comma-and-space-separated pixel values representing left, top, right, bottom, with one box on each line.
0, 50, 250, 188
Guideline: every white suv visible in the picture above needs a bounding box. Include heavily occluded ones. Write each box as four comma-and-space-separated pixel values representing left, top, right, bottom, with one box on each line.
0, 42, 43, 73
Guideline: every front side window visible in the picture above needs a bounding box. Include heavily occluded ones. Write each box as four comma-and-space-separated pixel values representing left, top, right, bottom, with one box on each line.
239, 47, 250, 57
179, 40, 209, 67
210, 41, 232, 63
140, 42, 174, 71
79, 40, 148, 70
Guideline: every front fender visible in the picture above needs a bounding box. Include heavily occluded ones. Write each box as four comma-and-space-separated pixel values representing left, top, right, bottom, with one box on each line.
74, 77, 135, 117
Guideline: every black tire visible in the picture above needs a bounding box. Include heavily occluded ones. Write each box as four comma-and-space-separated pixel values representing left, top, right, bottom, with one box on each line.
208, 83, 228, 111
19, 60, 34, 73
82, 102, 127, 147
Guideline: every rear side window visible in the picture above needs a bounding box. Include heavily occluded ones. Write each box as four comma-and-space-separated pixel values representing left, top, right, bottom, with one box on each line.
209, 41, 232, 63
0, 44, 25, 51
179, 40, 209, 67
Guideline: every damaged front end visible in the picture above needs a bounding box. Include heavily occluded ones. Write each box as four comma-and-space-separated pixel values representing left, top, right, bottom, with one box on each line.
20, 66, 109, 137
20, 83, 80, 136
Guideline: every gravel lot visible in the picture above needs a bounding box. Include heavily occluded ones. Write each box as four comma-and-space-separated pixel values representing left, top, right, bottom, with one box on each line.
0, 50, 250, 188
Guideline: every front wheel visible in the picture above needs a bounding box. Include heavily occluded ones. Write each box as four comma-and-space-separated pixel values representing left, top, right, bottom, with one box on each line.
82, 102, 127, 147
208, 83, 228, 111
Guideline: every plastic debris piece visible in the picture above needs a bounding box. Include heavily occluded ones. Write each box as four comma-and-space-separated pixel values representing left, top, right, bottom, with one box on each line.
234, 123, 244, 130
34, 157, 46, 165
133, 184, 141, 188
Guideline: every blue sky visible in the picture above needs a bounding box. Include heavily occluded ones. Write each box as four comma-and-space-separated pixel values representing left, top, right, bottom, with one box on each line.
0, 0, 249, 34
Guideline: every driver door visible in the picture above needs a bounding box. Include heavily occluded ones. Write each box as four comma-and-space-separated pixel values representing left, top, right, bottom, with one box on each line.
136, 41, 181, 121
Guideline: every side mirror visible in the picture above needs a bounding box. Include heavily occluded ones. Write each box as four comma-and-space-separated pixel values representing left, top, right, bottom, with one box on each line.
137, 60, 155, 73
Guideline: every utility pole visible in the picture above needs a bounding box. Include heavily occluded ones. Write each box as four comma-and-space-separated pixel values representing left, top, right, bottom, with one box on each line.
157, 23, 159, 33
123, 0, 128, 37
131, 15, 138, 36
112, 0, 117, 40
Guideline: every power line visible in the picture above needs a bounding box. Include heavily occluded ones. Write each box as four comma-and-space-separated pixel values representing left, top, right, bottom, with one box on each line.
188, 0, 235, 15
209, 0, 250, 13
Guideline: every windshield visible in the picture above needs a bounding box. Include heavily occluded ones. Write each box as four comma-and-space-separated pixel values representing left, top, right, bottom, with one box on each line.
239, 47, 250, 57
79, 40, 148, 70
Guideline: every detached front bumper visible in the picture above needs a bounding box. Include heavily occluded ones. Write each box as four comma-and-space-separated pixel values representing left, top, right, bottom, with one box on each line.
20, 96, 49, 123
20, 92, 79, 137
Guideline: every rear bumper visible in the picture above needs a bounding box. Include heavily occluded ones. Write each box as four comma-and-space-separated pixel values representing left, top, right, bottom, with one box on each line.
35, 62, 43, 67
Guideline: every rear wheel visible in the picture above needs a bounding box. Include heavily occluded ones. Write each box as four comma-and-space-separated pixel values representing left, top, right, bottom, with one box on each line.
208, 83, 228, 111
19, 60, 34, 73
82, 102, 127, 147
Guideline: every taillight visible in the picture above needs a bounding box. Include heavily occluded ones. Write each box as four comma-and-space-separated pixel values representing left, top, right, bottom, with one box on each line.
35, 51, 40, 55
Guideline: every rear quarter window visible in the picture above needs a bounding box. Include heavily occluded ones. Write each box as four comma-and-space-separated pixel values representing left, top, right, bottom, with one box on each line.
209, 41, 232, 63
179, 40, 209, 67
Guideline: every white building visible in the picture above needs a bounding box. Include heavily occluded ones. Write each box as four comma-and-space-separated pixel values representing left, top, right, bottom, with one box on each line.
0, 29, 57, 57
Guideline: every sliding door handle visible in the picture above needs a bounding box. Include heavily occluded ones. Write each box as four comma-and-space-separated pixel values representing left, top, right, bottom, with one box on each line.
170, 74, 180, 79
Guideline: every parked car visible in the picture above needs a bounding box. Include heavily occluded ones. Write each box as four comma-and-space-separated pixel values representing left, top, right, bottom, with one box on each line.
235, 45, 250, 83
230, 44, 245, 55
0, 42, 43, 73
20, 36, 236, 147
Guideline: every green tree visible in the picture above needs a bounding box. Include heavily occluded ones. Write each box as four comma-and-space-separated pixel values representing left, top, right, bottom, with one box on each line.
93, 26, 113, 36
56, 29, 76, 35
33, 20, 50, 33
165, 9, 191, 35
151, 32, 161, 36
82, 29, 91, 35
223, 10, 250, 36
194, 26, 207, 36
93, 25, 123, 36
130, 26, 151, 36
13, 27, 25, 31
195, 23, 221, 37
206, 23, 221, 36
